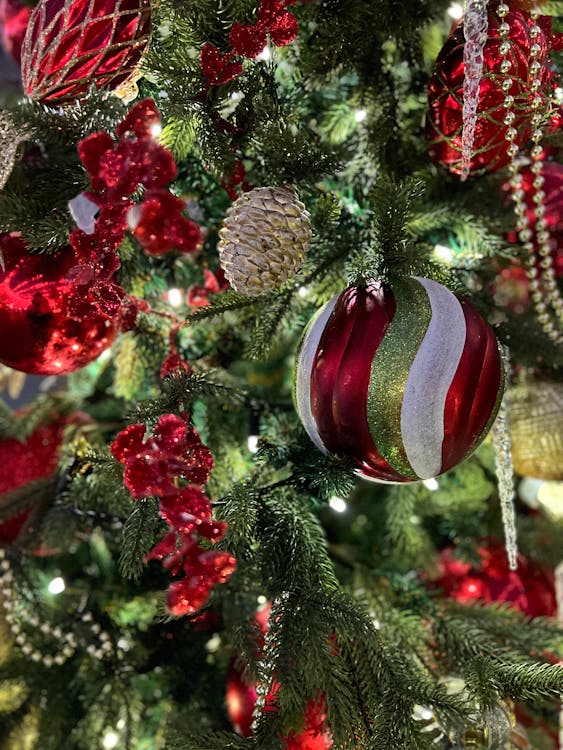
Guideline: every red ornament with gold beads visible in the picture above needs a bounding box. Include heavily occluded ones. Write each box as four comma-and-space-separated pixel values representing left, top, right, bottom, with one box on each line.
21, 0, 151, 104
426, 6, 556, 176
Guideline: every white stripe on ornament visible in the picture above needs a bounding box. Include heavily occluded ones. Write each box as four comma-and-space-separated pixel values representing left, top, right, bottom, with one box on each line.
400, 277, 466, 479
295, 295, 339, 454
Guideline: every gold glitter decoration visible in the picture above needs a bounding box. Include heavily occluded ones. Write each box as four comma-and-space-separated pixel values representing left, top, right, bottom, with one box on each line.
113, 70, 141, 104
0, 591, 12, 665
367, 278, 431, 479
509, 377, 563, 480
218, 185, 311, 296
0, 365, 26, 399
0, 113, 28, 191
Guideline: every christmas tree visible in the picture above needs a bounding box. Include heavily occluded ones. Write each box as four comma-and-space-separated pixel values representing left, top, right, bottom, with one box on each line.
0, 0, 562, 747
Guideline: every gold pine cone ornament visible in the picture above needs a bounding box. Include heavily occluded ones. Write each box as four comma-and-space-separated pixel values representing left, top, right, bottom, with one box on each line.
218, 185, 312, 296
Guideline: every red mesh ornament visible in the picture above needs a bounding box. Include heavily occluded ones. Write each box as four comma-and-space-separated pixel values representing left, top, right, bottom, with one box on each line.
426, 9, 556, 176
434, 541, 556, 618
21, 0, 151, 104
0, 234, 116, 375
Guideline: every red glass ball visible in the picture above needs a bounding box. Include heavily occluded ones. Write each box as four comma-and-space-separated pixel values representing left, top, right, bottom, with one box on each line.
294, 278, 503, 483
21, 0, 151, 104
426, 9, 554, 176
0, 234, 116, 374
435, 541, 556, 618
0, 417, 68, 544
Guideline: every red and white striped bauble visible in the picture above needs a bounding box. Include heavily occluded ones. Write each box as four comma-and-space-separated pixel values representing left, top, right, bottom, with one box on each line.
294, 277, 504, 483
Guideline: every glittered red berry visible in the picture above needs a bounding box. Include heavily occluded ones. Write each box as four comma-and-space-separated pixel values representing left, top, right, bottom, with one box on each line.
21, 0, 151, 104
426, 9, 555, 176
294, 278, 504, 483
229, 23, 267, 58
200, 43, 243, 86
0, 234, 116, 375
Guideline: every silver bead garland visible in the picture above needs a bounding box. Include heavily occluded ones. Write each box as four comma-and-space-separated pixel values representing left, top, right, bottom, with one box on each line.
0, 548, 124, 667
498, 4, 562, 344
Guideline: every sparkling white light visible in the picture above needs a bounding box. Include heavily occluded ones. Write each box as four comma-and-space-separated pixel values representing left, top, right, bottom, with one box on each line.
434, 244, 454, 263
48, 577, 65, 595
329, 496, 347, 513
102, 731, 120, 749
166, 288, 183, 307
423, 478, 439, 491
247, 435, 259, 453
447, 2, 464, 19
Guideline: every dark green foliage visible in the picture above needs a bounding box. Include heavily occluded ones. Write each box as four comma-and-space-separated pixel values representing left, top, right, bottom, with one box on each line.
119, 499, 160, 580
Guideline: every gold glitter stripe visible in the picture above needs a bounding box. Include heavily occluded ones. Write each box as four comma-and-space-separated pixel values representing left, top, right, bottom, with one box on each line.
367, 279, 432, 479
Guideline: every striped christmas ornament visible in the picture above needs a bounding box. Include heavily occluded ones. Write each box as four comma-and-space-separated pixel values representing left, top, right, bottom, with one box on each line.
294, 277, 504, 483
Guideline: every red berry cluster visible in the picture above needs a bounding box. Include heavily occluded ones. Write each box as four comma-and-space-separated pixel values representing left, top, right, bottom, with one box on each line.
187, 268, 229, 308
111, 414, 236, 616
200, 0, 307, 88
72, 98, 203, 268
434, 540, 556, 619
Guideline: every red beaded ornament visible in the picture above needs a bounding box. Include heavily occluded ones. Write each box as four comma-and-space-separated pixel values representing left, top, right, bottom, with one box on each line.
426, 7, 555, 176
0, 234, 116, 375
294, 278, 504, 483
21, 0, 151, 104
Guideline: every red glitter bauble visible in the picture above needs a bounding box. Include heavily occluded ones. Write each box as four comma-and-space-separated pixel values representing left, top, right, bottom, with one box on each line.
21, 0, 151, 104
294, 278, 503, 483
426, 9, 555, 176
435, 541, 556, 618
0, 417, 70, 544
0, 234, 116, 375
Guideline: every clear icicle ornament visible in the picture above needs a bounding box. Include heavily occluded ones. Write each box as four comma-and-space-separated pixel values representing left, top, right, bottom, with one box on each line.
461, 0, 489, 181
492, 349, 518, 571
